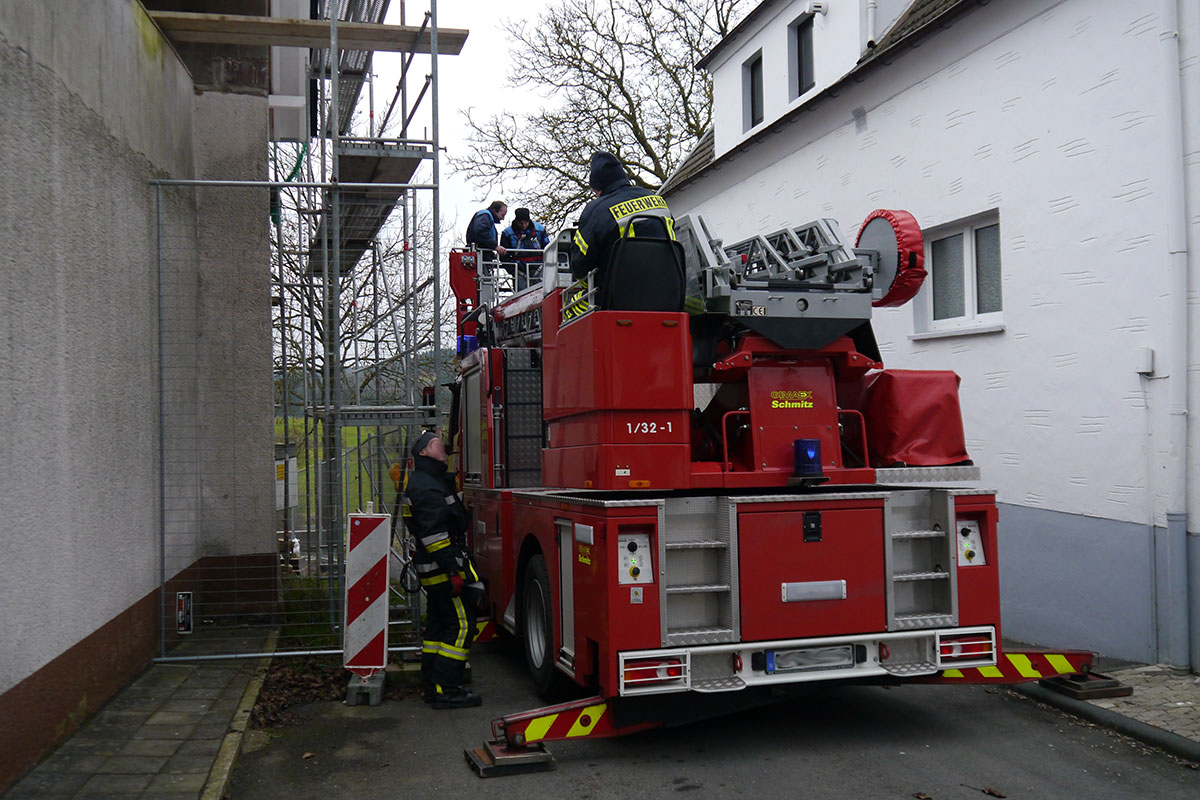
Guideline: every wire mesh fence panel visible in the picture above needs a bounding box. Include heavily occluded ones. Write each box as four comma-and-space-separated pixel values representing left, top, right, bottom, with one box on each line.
154, 183, 426, 661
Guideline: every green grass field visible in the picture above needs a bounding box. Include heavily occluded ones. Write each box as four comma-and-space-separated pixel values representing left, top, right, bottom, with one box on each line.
275, 418, 409, 526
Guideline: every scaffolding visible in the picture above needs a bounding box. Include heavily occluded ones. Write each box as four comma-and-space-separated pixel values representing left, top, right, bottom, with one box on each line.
152, 1, 465, 661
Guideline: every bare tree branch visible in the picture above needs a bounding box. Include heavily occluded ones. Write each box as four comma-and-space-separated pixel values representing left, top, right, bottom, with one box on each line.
450, 0, 746, 230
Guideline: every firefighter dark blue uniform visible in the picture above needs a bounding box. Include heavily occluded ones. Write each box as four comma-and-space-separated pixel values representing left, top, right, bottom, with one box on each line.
500, 208, 549, 290
568, 151, 676, 285
500, 210, 549, 256
406, 431, 483, 709
466, 205, 504, 252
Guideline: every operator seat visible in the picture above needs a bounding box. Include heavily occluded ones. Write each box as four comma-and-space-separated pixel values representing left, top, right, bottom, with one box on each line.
599, 216, 686, 312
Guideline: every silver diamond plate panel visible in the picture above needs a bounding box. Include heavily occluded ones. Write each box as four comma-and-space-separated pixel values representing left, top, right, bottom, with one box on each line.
881, 661, 939, 676
893, 613, 954, 630
692, 676, 747, 693
691, 651, 736, 680
722, 497, 740, 640
506, 374, 542, 408
665, 593, 721, 630
875, 466, 982, 483
664, 549, 726, 588
662, 496, 719, 544
665, 627, 736, 647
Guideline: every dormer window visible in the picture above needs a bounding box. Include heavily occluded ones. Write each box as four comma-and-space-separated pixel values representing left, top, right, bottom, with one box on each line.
789, 14, 815, 100
743, 50, 764, 130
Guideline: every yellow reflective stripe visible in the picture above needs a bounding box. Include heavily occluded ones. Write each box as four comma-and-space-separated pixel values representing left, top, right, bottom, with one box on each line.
566, 704, 607, 738
1007, 653, 1042, 679
523, 713, 559, 743
435, 644, 469, 662
573, 230, 589, 254
419, 573, 448, 586
452, 596, 468, 650
665, 216, 676, 241
977, 665, 1004, 678
941, 669, 964, 678
426, 538, 451, 553
563, 287, 589, 320
1045, 653, 1076, 676
439, 641, 470, 656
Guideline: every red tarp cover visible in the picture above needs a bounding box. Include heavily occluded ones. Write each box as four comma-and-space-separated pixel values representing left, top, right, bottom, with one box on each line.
862, 370, 970, 467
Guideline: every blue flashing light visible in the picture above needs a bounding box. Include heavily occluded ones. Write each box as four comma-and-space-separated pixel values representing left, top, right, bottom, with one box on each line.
794, 438, 823, 477
457, 335, 479, 358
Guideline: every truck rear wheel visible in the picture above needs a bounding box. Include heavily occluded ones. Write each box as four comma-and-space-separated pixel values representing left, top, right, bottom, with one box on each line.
521, 554, 559, 699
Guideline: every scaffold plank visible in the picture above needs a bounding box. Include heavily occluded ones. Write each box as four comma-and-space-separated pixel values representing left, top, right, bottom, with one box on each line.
148, 11, 468, 54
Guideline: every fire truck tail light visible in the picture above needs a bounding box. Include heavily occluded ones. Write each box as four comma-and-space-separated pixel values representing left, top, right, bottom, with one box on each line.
936, 631, 996, 666
623, 658, 684, 686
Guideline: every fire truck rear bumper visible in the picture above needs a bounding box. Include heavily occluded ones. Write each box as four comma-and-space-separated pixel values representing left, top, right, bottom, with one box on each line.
616, 626, 1087, 696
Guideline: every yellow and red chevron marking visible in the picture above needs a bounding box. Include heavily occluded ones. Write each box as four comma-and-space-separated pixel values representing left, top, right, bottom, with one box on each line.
473, 619, 498, 643
497, 697, 658, 745
924, 649, 1092, 684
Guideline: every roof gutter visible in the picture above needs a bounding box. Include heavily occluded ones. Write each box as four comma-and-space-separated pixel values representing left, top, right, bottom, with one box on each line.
696, 0, 782, 70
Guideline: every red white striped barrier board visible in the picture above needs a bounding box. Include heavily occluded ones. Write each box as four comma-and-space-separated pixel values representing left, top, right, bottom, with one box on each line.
344, 512, 391, 677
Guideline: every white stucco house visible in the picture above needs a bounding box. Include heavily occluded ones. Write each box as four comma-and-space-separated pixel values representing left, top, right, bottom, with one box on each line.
662, 0, 1200, 668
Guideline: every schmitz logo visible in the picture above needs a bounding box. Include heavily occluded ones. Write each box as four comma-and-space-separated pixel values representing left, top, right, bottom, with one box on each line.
770, 390, 814, 409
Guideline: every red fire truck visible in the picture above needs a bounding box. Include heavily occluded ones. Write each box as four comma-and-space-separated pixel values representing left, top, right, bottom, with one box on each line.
447, 211, 1092, 775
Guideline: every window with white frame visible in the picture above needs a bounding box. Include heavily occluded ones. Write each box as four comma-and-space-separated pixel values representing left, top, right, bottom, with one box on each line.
743, 50, 764, 130
914, 213, 1003, 334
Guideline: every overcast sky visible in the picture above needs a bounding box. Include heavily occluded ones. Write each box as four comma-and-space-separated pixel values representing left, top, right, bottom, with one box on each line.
370, 0, 558, 238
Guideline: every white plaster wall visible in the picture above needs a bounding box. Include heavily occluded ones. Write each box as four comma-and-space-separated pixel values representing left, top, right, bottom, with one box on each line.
1179, 0, 1200, 530
672, 0, 1187, 529
711, 0, 864, 156
0, 0, 196, 693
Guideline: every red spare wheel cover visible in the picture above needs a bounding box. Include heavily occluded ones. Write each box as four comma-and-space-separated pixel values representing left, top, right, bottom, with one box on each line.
856, 209, 926, 308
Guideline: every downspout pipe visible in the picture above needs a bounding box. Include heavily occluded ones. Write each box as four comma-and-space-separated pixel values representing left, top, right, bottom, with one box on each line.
866, 0, 878, 47
1158, 0, 1191, 671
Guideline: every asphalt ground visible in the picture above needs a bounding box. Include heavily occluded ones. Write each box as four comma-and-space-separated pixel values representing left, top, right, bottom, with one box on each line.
230, 638, 1200, 799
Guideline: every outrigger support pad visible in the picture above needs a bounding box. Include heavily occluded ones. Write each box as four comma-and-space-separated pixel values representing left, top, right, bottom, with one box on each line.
465, 740, 555, 778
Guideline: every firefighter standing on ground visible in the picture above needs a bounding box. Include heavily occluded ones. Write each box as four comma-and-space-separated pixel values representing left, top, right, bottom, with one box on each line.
407, 430, 484, 709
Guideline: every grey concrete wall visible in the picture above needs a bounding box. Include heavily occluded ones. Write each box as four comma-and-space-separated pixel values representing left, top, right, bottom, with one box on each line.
0, 1, 195, 693
193, 92, 274, 559
998, 503, 1157, 664
0, 0, 274, 694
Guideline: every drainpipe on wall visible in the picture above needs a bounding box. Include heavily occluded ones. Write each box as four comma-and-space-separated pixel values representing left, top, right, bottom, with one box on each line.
866, 0, 878, 47
1158, 0, 1191, 671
